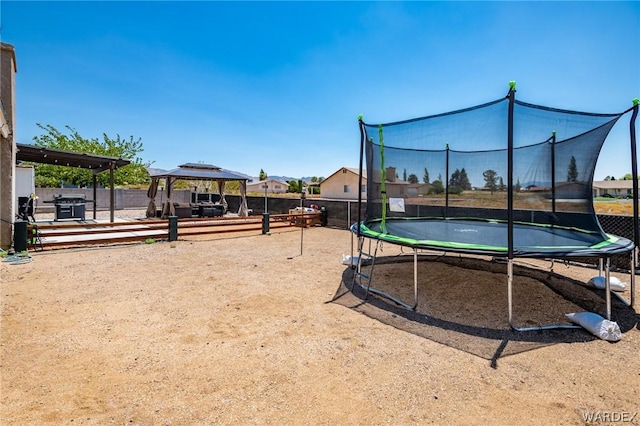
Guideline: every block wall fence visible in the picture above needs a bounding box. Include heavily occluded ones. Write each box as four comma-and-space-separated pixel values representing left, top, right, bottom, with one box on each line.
33, 188, 638, 270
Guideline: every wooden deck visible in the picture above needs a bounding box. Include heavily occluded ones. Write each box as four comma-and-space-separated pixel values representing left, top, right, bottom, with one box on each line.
26, 212, 323, 250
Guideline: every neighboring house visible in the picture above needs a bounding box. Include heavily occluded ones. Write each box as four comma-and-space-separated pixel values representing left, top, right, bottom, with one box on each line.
306, 181, 321, 195
247, 179, 288, 194
322, 167, 638, 201
406, 182, 430, 196
320, 167, 367, 200
592, 180, 635, 198
321, 166, 427, 200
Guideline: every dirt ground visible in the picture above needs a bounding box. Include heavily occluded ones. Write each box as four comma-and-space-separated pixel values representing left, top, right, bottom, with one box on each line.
1, 225, 639, 425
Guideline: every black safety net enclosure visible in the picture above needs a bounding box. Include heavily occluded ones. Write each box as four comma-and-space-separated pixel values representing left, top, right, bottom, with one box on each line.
355, 86, 639, 259
351, 85, 638, 328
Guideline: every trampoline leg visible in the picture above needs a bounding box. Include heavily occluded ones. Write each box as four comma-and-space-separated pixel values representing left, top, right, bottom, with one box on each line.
350, 229, 354, 269
610, 250, 636, 309
352, 237, 418, 310
507, 259, 514, 325
632, 249, 636, 308
605, 258, 612, 321
353, 236, 379, 301
508, 258, 581, 331
599, 258, 604, 278
411, 248, 418, 310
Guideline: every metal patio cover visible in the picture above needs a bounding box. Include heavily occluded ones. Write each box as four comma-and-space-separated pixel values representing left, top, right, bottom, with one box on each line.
16, 143, 132, 222
16, 143, 131, 172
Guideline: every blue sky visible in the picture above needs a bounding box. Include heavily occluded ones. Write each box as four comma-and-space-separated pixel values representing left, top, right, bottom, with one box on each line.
2, 1, 639, 180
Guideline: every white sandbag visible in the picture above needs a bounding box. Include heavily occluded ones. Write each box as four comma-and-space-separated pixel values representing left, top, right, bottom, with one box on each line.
566, 312, 622, 342
342, 254, 355, 265
342, 254, 370, 266
586, 276, 626, 292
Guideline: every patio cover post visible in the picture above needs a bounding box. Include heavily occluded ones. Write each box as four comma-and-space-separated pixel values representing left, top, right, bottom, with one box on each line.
109, 161, 115, 223
92, 173, 97, 220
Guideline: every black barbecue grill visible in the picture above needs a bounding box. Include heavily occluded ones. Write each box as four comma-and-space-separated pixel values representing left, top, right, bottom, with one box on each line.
44, 194, 92, 221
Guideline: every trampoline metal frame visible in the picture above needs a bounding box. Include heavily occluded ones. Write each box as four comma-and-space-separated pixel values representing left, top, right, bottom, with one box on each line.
353, 233, 635, 332
597, 251, 637, 309
353, 236, 418, 311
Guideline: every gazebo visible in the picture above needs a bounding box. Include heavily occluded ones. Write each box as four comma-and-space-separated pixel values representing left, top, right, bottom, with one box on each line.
148, 163, 251, 218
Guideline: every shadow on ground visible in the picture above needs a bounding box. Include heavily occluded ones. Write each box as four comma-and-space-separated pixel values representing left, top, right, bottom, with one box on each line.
330, 254, 638, 366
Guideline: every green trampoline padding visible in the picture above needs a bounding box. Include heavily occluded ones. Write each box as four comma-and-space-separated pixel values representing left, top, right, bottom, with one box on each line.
352, 217, 634, 258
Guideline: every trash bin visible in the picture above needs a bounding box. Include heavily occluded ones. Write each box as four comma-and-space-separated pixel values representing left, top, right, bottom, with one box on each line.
13, 220, 28, 252
168, 216, 178, 241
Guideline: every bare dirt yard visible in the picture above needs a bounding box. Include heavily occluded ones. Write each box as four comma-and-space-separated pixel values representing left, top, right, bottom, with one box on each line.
1, 226, 639, 425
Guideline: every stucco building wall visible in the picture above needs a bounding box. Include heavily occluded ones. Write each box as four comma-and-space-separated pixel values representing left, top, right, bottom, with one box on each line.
0, 43, 17, 250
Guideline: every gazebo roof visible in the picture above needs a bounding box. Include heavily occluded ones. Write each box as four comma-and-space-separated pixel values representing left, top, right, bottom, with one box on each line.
149, 163, 251, 181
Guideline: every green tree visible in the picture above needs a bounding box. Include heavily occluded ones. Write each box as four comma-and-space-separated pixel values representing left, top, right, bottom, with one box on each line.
407, 173, 419, 184
459, 168, 471, 190
31, 124, 151, 188
287, 180, 304, 193
621, 173, 639, 180
403, 168, 407, 181
429, 173, 445, 195
483, 169, 499, 194
423, 168, 430, 184
308, 177, 321, 195
430, 180, 444, 194
259, 169, 268, 181
449, 169, 460, 191
567, 156, 578, 182
449, 168, 471, 192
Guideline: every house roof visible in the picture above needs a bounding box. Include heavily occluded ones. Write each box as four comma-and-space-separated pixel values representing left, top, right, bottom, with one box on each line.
247, 179, 288, 185
16, 143, 131, 174
322, 167, 365, 183
593, 180, 635, 190
149, 163, 250, 181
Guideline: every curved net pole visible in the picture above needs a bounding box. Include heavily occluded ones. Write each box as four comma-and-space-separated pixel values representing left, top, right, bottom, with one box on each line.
507, 82, 516, 259
445, 143, 449, 218
357, 116, 366, 239
550, 132, 556, 214
506, 82, 518, 329
378, 125, 388, 234
630, 100, 638, 307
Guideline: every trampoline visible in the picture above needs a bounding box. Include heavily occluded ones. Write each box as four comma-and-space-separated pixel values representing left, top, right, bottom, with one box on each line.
353, 218, 634, 258
351, 83, 639, 331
